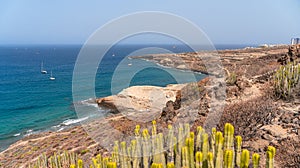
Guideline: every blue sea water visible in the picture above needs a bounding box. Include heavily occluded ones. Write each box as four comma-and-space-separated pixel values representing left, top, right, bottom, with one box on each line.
0, 44, 251, 151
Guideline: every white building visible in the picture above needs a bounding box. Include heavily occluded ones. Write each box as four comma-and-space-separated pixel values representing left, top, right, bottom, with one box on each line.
291, 38, 300, 45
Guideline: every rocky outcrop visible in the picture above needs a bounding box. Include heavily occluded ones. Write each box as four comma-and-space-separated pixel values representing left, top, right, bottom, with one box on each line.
96, 85, 185, 119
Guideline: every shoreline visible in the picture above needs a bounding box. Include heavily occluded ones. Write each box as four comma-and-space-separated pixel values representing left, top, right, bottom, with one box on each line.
0, 45, 286, 150
3, 44, 300, 167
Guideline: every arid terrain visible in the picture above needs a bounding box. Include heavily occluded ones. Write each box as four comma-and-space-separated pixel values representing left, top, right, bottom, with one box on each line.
1, 45, 300, 167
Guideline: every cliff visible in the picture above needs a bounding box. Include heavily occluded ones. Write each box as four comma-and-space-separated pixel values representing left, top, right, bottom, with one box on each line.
1, 45, 300, 167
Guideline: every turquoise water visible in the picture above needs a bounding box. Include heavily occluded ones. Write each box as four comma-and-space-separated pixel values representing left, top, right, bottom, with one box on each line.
0, 44, 252, 151
0, 44, 209, 151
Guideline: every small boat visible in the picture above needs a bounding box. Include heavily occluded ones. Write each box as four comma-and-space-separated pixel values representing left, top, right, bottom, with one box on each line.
41, 61, 47, 74
128, 63, 132, 66
49, 71, 55, 80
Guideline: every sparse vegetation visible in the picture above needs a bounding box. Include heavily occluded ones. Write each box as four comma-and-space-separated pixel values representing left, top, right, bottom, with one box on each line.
226, 72, 237, 85
273, 62, 300, 99
29, 122, 275, 168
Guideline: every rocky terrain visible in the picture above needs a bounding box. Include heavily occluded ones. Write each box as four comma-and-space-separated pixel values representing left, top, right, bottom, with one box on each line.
1, 45, 300, 167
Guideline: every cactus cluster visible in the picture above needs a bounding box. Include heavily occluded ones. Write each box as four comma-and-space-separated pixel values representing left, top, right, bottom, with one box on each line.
28, 151, 80, 168
29, 122, 276, 168
274, 62, 300, 99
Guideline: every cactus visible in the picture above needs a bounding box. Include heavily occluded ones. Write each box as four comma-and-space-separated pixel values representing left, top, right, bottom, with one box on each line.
142, 129, 150, 168
177, 124, 184, 168
182, 146, 189, 168
215, 132, 223, 168
202, 133, 209, 167
188, 132, 195, 168
167, 162, 175, 168
29, 122, 276, 168
224, 123, 234, 150
167, 125, 174, 164
252, 153, 260, 168
195, 152, 203, 168
240, 150, 249, 168
210, 128, 216, 157
235, 136, 242, 167
195, 126, 203, 152
224, 150, 233, 168
207, 152, 214, 168
78, 159, 83, 168
120, 141, 127, 168
151, 163, 163, 168
107, 162, 117, 168
266, 146, 276, 168
274, 62, 300, 99
173, 137, 180, 168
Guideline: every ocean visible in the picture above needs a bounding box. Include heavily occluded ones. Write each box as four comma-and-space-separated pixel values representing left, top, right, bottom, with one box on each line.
0, 44, 251, 151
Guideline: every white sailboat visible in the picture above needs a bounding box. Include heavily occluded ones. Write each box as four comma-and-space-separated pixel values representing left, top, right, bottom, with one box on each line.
49, 71, 55, 80
41, 61, 47, 74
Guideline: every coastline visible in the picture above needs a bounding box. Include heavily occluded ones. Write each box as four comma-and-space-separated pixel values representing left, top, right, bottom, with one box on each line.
2, 44, 300, 167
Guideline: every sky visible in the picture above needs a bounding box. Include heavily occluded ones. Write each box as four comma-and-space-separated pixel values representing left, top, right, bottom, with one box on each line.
0, 0, 299, 45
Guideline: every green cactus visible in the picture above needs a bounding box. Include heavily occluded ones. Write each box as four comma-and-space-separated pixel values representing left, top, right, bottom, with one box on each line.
252, 153, 260, 168
77, 159, 83, 168
29, 123, 277, 168
107, 162, 117, 168
182, 146, 189, 168
167, 125, 174, 164
240, 150, 249, 168
224, 123, 234, 150
120, 141, 127, 168
224, 150, 233, 168
151, 163, 163, 168
142, 129, 150, 168
167, 162, 175, 168
210, 128, 216, 157
188, 132, 195, 168
215, 132, 223, 168
235, 136, 242, 167
195, 152, 203, 168
173, 137, 181, 168
207, 152, 214, 168
202, 133, 209, 167
274, 62, 300, 99
196, 126, 203, 152
266, 146, 276, 168
177, 124, 184, 168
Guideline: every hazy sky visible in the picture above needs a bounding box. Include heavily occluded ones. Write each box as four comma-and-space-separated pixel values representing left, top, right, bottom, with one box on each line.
0, 0, 299, 45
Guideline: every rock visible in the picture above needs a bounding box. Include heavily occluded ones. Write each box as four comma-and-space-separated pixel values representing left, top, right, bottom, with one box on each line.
262, 133, 274, 141
96, 96, 119, 113
176, 64, 187, 69
261, 124, 288, 138
160, 101, 177, 122
96, 84, 185, 121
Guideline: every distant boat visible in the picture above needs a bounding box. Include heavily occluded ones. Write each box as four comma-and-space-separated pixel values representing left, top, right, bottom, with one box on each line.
41, 62, 47, 74
128, 63, 132, 66
49, 71, 55, 80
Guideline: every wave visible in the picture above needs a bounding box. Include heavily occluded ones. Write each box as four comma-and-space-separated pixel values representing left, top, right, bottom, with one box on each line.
24, 129, 41, 137
61, 116, 89, 126
74, 98, 99, 108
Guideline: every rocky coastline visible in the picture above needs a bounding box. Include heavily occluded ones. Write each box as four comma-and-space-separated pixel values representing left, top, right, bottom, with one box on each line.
1, 44, 300, 167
